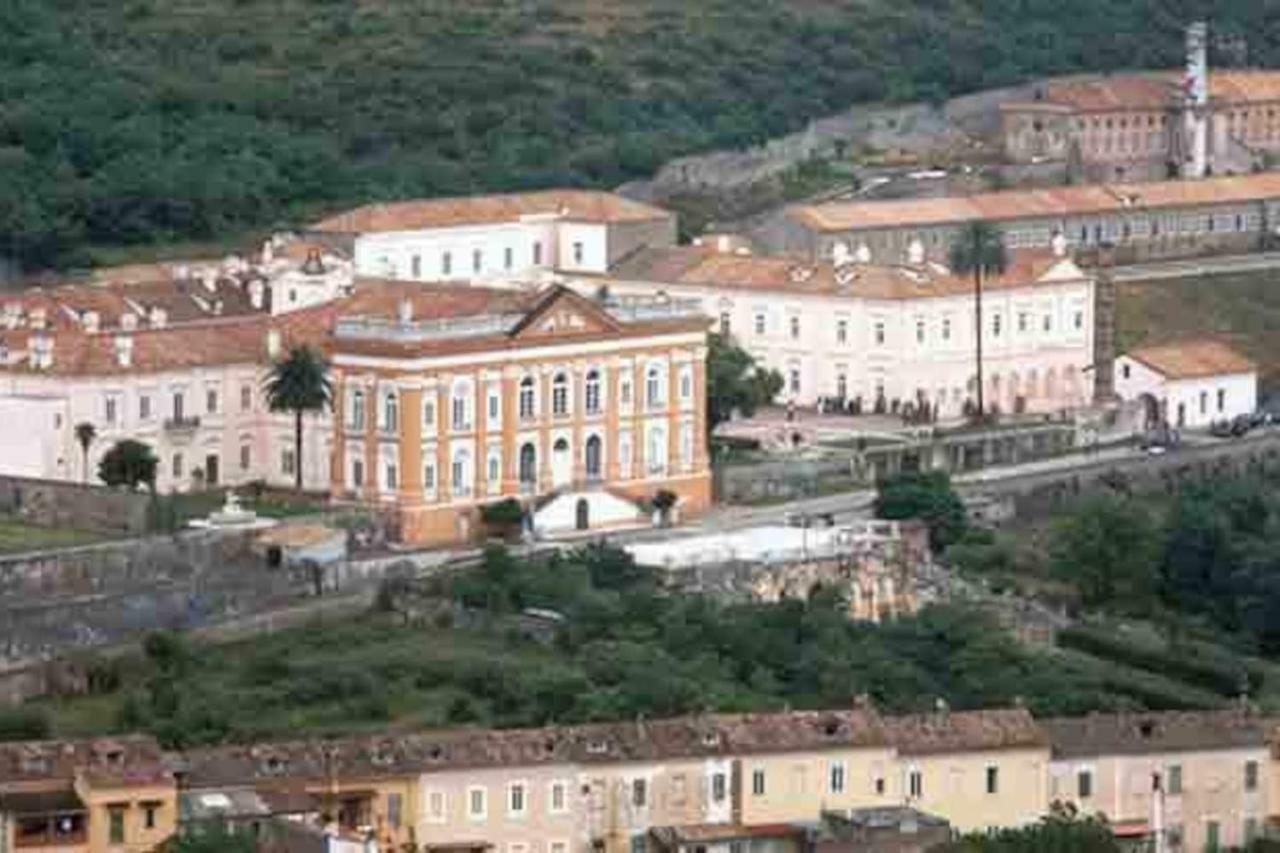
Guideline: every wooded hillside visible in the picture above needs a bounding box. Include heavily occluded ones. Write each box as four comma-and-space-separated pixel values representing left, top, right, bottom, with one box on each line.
2, 0, 1275, 269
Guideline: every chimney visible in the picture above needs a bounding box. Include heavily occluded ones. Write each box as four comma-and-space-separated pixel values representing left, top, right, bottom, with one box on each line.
114, 335, 134, 368
149, 307, 167, 329
398, 297, 413, 324
266, 329, 282, 359
82, 311, 100, 333
120, 313, 139, 332
248, 280, 265, 310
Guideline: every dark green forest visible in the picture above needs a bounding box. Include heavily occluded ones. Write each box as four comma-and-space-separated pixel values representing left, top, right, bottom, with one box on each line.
4, 0, 1280, 270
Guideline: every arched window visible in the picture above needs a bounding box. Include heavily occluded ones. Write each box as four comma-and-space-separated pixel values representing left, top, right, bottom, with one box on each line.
585, 435, 603, 480
584, 369, 602, 415
382, 391, 398, 433
518, 443, 537, 485
552, 372, 569, 417
646, 364, 665, 409
519, 376, 536, 420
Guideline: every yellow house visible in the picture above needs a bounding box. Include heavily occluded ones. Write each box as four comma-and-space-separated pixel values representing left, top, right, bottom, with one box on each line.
1043, 710, 1273, 851
883, 707, 1050, 833
0, 735, 176, 853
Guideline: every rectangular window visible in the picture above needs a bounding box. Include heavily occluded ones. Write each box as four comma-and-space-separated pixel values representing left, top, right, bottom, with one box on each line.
549, 781, 567, 814
1078, 769, 1093, 799
752, 768, 765, 796
1043, 313, 1052, 332
711, 772, 726, 802
508, 783, 526, 816
986, 766, 999, 795
172, 391, 185, 421
1246, 760, 1259, 792
423, 399, 436, 430
942, 317, 951, 340
1168, 764, 1182, 795
789, 315, 800, 339
144, 804, 157, 830
488, 390, 500, 423
1200, 391, 1208, 414
1074, 310, 1084, 330
908, 770, 923, 799
992, 313, 1002, 337
240, 445, 250, 471
720, 313, 731, 336
1245, 817, 1259, 845
789, 369, 800, 394
874, 321, 885, 345
452, 397, 468, 430
411, 255, 421, 278
916, 319, 925, 343
387, 793, 402, 829
105, 396, 118, 426
620, 379, 632, 407
755, 313, 766, 336
240, 385, 251, 412
423, 463, 436, 491
109, 807, 125, 844
1018, 312, 1028, 332
467, 787, 487, 820
573, 242, 584, 265
281, 448, 296, 476
632, 778, 647, 807
384, 462, 397, 490
172, 453, 184, 479
442, 251, 452, 276
1206, 820, 1220, 851
533, 242, 543, 266
836, 319, 847, 344
504, 247, 513, 270
206, 388, 218, 414
630, 836, 646, 853
829, 762, 845, 794
139, 394, 151, 420
427, 791, 445, 822
1217, 388, 1226, 412
473, 248, 483, 273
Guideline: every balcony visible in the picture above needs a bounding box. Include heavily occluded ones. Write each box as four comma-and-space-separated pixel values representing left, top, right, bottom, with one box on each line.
163, 415, 201, 433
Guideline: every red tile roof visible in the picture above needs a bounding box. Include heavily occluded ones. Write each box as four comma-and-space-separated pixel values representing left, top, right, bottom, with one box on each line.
1125, 339, 1256, 379
884, 708, 1049, 756
0, 735, 170, 789
609, 246, 1082, 301
788, 173, 1280, 233
1042, 710, 1270, 759
310, 190, 671, 233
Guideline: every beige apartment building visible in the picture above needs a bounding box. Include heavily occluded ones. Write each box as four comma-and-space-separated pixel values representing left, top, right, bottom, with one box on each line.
1043, 710, 1273, 851
884, 708, 1051, 834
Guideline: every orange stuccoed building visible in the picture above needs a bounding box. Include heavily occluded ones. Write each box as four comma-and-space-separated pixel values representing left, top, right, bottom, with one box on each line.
328, 282, 713, 547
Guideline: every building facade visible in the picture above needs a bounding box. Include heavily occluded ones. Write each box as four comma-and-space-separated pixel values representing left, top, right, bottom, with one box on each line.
1043, 710, 1273, 852
1114, 339, 1258, 430
772, 173, 1280, 268
0, 736, 176, 853
327, 283, 712, 547
594, 245, 1095, 417
0, 275, 336, 494
307, 190, 677, 283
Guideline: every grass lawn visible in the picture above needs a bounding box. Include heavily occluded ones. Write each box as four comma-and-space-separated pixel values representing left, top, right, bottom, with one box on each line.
0, 520, 108, 555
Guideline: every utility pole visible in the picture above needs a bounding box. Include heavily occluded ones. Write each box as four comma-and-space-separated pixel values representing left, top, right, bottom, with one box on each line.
973, 228, 985, 419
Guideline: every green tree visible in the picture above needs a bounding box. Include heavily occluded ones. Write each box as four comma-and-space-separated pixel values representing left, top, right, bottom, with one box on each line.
1049, 494, 1161, 611
932, 803, 1121, 852
73, 422, 96, 484
705, 332, 783, 433
169, 821, 257, 853
264, 345, 332, 492
874, 470, 967, 552
949, 221, 1008, 418
97, 439, 158, 491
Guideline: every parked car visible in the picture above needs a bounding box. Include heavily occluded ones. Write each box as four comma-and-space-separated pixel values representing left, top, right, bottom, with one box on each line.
1232, 414, 1253, 437
1210, 419, 1234, 438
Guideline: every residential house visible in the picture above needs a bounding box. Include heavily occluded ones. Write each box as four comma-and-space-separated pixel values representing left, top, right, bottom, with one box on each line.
1042, 709, 1273, 851
1114, 339, 1257, 430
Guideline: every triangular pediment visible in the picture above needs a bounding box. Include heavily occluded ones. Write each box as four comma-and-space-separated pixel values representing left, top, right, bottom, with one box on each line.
508, 285, 622, 340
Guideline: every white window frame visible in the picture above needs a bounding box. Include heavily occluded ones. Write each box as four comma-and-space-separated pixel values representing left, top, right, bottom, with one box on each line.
548, 780, 569, 815
466, 786, 487, 821
425, 789, 446, 824
507, 781, 528, 818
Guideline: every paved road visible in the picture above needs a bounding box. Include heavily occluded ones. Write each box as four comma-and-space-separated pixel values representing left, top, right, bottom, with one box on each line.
1113, 251, 1280, 282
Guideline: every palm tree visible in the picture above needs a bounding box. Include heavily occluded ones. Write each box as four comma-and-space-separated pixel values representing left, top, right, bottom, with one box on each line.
949, 221, 1008, 419
264, 345, 332, 492
74, 422, 97, 484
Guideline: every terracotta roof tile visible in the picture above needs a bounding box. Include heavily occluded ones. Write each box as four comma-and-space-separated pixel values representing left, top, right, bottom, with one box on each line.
1125, 338, 1256, 379
789, 173, 1280, 233
1042, 710, 1270, 759
884, 708, 1048, 756
608, 246, 1081, 301
0, 735, 170, 789
310, 190, 671, 233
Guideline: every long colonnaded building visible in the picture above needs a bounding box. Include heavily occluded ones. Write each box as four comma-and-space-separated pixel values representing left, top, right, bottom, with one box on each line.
327, 282, 712, 546
770, 172, 1280, 267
